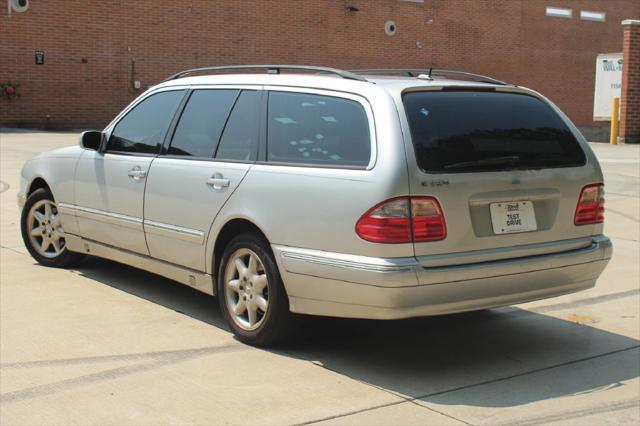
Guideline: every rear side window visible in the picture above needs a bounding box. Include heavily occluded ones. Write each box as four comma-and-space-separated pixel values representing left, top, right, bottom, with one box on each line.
267, 91, 371, 167
168, 89, 238, 158
215, 90, 261, 162
108, 90, 185, 154
403, 91, 586, 173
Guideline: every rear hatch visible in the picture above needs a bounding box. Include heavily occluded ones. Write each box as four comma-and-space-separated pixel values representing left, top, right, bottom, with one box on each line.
401, 88, 603, 264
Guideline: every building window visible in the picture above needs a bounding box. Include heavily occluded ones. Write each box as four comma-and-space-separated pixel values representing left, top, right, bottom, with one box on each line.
545, 7, 572, 19
580, 11, 606, 22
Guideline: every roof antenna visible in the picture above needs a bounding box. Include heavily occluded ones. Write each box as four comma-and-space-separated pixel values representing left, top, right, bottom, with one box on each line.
416, 67, 434, 81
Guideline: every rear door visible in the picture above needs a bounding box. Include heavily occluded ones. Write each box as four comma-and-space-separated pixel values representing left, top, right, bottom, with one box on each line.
143, 88, 263, 271
400, 89, 602, 261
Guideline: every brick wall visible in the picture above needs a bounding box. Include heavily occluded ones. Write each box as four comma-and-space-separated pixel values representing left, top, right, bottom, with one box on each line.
620, 20, 640, 143
1, 0, 638, 131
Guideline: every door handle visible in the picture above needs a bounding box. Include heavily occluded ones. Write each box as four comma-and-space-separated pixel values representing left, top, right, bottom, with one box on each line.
206, 173, 230, 190
128, 166, 147, 181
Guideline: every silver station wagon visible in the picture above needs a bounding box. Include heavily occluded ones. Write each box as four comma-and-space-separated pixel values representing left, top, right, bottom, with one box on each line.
18, 65, 612, 345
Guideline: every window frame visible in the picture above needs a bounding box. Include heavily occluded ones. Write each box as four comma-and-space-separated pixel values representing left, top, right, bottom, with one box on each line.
101, 84, 377, 169
162, 88, 241, 160
101, 87, 189, 157
399, 86, 588, 175
259, 86, 377, 170
156, 85, 265, 164
212, 89, 266, 164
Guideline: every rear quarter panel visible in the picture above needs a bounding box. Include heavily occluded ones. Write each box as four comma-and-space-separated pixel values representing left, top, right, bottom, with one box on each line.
204, 85, 413, 274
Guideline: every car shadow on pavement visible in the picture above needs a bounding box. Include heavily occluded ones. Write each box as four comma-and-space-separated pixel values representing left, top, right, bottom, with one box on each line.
71, 256, 228, 330
281, 309, 640, 409
73, 257, 640, 409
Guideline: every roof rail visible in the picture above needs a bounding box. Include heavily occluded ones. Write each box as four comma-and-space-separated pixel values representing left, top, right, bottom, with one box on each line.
350, 68, 426, 77
430, 70, 507, 85
164, 65, 369, 82
350, 68, 507, 85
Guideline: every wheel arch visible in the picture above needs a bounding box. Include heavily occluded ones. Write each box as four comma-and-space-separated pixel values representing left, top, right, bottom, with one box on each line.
212, 217, 271, 277
28, 177, 52, 196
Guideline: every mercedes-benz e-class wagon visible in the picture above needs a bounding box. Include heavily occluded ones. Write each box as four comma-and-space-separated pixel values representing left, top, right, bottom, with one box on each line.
18, 65, 611, 345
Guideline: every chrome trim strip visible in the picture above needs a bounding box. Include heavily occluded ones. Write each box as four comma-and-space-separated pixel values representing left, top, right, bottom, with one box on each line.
282, 252, 414, 273
276, 236, 611, 278
144, 220, 205, 244
417, 237, 595, 268
58, 203, 205, 244
277, 246, 417, 273
56, 202, 77, 216
58, 203, 142, 230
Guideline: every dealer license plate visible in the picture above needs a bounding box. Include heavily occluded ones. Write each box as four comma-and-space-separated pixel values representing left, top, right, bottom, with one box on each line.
489, 201, 537, 235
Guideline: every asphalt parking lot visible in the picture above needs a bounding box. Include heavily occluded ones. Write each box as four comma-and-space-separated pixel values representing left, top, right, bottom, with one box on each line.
1, 130, 639, 425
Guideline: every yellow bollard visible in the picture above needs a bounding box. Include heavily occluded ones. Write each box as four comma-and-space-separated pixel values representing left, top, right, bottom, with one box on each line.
610, 96, 620, 145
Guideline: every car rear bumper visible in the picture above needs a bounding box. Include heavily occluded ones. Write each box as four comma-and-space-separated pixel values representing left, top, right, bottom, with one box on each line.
272, 235, 612, 319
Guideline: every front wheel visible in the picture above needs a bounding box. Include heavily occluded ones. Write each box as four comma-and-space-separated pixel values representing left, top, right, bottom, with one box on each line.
20, 188, 84, 267
218, 233, 297, 346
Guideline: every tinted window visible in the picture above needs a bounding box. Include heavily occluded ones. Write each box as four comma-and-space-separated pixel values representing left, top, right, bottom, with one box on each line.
215, 90, 261, 162
108, 90, 184, 154
403, 91, 586, 173
168, 90, 238, 158
267, 92, 370, 167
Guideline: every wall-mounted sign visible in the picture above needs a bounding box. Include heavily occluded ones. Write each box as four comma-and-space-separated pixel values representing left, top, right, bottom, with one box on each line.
593, 52, 623, 121
35, 50, 45, 65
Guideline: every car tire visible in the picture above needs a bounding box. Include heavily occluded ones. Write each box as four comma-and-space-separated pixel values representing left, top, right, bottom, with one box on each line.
20, 188, 84, 268
217, 232, 298, 346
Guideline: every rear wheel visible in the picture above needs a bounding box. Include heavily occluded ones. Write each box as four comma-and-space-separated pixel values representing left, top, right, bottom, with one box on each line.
20, 188, 84, 267
218, 233, 297, 346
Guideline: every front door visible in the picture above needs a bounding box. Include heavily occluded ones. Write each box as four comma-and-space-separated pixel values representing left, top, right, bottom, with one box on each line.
74, 89, 186, 254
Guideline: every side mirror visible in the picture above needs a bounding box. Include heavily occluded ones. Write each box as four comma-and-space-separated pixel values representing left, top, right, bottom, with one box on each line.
79, 130, 102, 151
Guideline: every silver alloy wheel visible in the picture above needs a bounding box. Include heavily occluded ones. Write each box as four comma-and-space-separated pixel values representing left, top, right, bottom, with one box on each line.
224, 248, 269, 331
27, 199, 66, 258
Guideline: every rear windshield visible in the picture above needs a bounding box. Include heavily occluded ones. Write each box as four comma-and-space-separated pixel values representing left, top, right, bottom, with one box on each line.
402, 91, 586, 173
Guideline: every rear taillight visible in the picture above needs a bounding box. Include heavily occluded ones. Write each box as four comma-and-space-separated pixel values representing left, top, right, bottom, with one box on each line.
355, 196, 446, 243
355, 197, 412, 243
574, 183, 605, 225
411, 197, 447, 242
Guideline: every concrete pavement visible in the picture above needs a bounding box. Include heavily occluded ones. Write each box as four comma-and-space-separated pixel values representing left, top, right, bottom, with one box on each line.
1, 131, 638, 425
